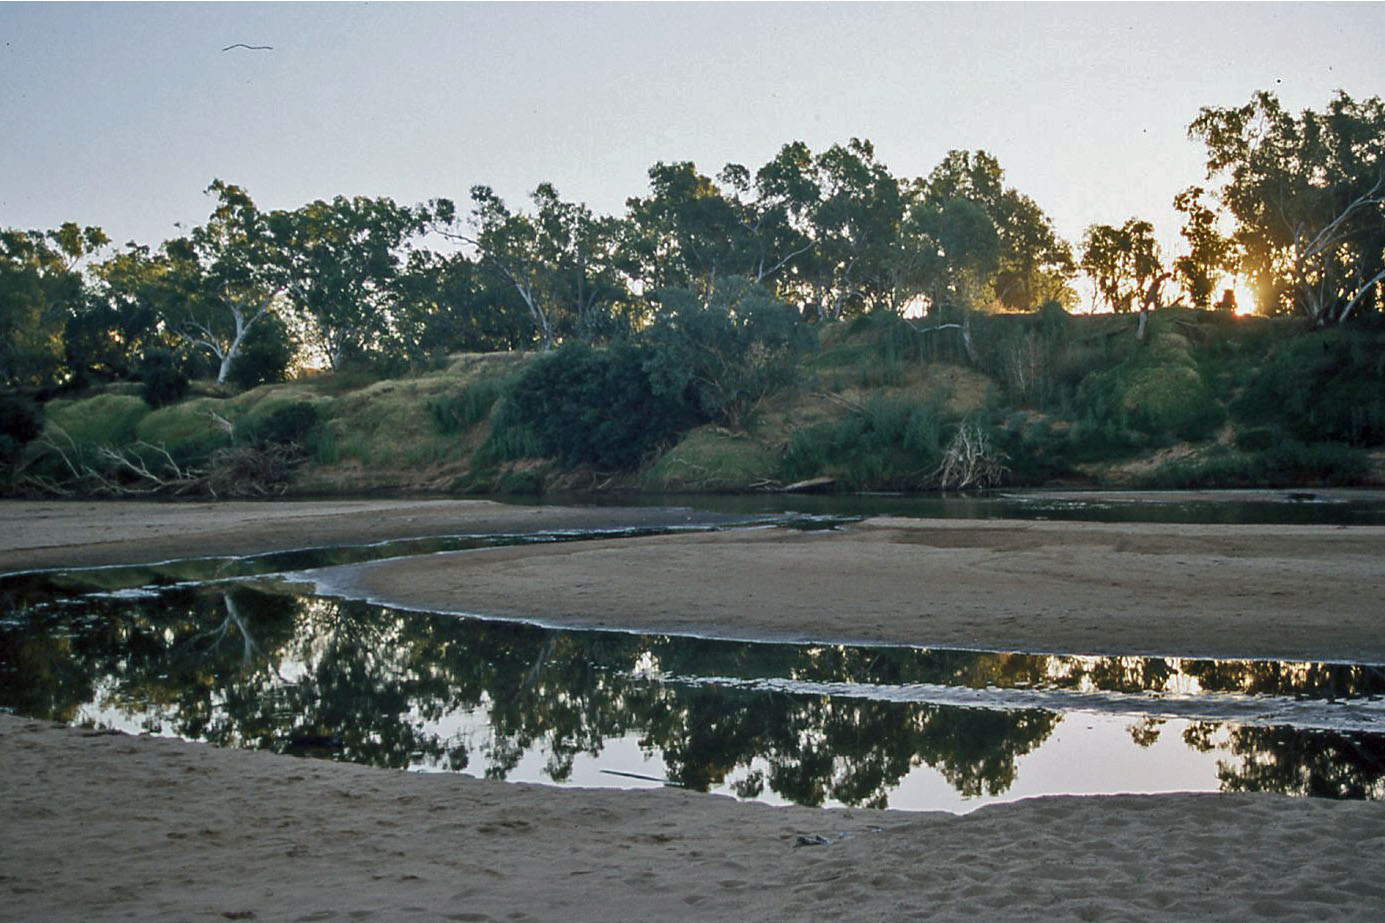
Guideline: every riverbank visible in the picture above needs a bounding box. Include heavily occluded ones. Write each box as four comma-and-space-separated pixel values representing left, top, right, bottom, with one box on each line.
3, 498, 1384, 920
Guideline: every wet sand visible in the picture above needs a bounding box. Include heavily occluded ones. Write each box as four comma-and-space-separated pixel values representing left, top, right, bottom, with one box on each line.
3, 498, 1384, 921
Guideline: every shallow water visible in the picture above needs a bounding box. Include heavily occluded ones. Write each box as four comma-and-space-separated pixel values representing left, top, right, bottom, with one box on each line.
3, 541, 1382, 813
550, 487, 1385, 525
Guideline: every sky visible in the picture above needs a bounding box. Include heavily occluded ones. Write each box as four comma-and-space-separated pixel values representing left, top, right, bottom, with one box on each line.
3, 1, 1385, 286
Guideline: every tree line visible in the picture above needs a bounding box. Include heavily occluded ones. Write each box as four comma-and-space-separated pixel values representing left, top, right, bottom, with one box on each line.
2, 89, 1382, 398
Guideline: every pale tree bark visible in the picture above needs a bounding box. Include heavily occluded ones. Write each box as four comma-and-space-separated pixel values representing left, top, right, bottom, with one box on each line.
1280, 174, 1385, 326
179, 289, 281, 384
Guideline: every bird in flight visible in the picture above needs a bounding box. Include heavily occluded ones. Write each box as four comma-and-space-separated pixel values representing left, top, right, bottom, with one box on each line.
222, 43, 273, 52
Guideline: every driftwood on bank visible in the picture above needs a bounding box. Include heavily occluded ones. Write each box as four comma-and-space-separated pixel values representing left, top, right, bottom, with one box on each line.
18, 426, 301, 499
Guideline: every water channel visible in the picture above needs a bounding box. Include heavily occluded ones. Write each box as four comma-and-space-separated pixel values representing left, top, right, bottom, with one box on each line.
2, 491, 1383, 813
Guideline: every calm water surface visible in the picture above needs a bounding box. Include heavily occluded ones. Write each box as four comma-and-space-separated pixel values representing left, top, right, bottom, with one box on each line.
2, 492, 1383, 813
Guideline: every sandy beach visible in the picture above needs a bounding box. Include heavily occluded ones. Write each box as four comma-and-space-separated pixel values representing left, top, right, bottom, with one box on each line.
3, 498, 1384, 921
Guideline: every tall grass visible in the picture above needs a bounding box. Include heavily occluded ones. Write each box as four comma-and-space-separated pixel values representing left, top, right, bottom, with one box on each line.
782, 396, 946, 489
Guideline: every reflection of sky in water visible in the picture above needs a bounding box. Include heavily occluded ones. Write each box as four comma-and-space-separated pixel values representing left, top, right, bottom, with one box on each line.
4, 530, 1384, 816
62, 681, 1345, 815
452, 713, 1233, 815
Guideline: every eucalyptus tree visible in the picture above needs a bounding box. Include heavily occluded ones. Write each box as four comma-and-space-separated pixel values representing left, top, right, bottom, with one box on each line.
268, 194, 431, 369
70, 243, 169, 385
918, 149, 1074, 311
643, 277, 815, 431
1172, 185, 1236, 310
159, 181, 286, 385
716, 159, 814, 289
808, 139, 916, 317
392, 249, 536, 355
0, 223, 106, 388
1081, 219, 1165, 314
621, 161, 744, 299
528, 183, 631, 342
1189, 90, 1385, 324
450, 184, 628, 350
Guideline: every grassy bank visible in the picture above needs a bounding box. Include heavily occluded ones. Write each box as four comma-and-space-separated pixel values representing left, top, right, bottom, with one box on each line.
8, 308, 1384, 497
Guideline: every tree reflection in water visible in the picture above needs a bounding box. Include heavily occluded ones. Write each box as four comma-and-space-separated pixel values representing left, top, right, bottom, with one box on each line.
1, 582, 1382, 808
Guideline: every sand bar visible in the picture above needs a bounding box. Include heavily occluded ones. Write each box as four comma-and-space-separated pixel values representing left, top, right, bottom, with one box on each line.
325, 515, 1385, 663
0, 498, 750, 573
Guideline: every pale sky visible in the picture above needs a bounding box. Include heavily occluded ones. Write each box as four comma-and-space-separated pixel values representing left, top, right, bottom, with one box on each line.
3, 2, 1384, 275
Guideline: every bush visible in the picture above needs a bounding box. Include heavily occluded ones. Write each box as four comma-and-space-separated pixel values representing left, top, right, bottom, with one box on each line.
0, 394, 41, 459
1070, 321, 1224, 444
137, 348, 189, 408
1142, 441, 1371, 488
235, 400, 320, 449
644, 278, 816, 430
1234, 426, 1277, 452
227, 315, 296, 390
1120, 364, 1225, 441
482, 343, 696, 471
1231, 328, 1385, 446
993, 415, 1081, 484
642, 427, 777, 491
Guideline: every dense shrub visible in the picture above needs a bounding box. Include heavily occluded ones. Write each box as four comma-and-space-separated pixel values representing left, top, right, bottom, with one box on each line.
0, 394, 41, 459
483, 343, 695, 471
227, 315, 296, 390
1071, 322, 1224, 444
236, 399, 320, 449
137, 348, 190, 408
992, 415, 1083, 484
1231, 328, 1385, 446
45, 394, 149, 447
1143, 441, 1371, 488
136, 399, 233, 466
644, 278, 816, 430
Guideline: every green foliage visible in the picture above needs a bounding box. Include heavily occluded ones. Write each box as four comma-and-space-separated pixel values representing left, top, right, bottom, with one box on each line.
45, 394, 149, 447
227, 313, 296, 390
270, 193, 431, 368
483, 343, 694, 471
309, 425, 339, 464
1120, 364, 1225, 441
235, 399, 320, 449
991, 414, 1083, 484
1231, 327, 1385, 446
1081, 218, 1163, 314
1143, 441, 1371, 488
0, 226, 100, 389
1070, 319, 1225, 444
1189, 90, 1385, 323
1234, 426, 1277, 452
496, 467, 545, 495
0, 394, 42, 460
644, 278, 816, 429
782, 397, 946, 489
137, 348, 190, 408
